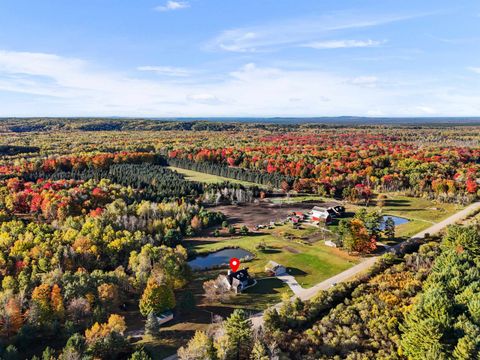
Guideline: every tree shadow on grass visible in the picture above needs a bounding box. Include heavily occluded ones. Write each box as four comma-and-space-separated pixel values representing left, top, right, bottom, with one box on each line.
243, 278, 286, 295
260, 248, 282, 254
384, 199, 411, 207
286, 267, 307, 276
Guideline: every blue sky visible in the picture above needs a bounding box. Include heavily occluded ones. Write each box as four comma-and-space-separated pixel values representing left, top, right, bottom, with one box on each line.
0, 0, 479, 117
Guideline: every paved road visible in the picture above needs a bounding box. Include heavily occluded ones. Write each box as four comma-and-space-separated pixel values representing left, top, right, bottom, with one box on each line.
250, 201, 480, 329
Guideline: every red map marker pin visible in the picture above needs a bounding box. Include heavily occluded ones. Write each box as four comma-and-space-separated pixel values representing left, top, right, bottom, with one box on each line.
229, 258, 240, 272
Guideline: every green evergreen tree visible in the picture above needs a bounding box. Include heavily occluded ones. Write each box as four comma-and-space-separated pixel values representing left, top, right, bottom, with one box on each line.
129, 349, 152, 360
384, 217, 395, 240
250, 339, 269, 360
145, 312, 160, 337
224, 309, 253, 360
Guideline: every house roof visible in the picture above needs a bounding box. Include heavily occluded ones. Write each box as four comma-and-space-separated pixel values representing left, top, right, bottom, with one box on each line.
228, 269, 251, 283
266, 260, 284, 269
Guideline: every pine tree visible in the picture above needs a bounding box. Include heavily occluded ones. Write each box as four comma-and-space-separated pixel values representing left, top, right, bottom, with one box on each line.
224, 309, 253, 360
129, 349, 152, 360
250, 339, 269, 360
453, 335, 478, 360
384, 217, 395, 240
145, 312, 159, 337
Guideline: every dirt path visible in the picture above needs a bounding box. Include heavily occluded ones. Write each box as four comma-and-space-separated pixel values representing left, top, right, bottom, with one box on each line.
250, 201, 480, 329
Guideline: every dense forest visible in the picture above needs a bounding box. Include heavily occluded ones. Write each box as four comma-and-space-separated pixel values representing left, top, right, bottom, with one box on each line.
166, 131, 480, 203
0, 148, 228, 358
0, 119, 479, 359
24, 163, 204, 202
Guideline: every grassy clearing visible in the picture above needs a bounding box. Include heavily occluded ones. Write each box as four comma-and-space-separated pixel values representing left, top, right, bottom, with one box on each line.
378, 195, 462, 223
134, 336, 181, 359
187, 224, 359, 289
218, 277, 293, 311
362, 194, 462, 238
268, 195, 324, 204
168, 166, 258, 186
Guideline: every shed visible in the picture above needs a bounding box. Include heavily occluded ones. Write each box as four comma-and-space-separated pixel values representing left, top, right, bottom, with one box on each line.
265, 260, 287, 276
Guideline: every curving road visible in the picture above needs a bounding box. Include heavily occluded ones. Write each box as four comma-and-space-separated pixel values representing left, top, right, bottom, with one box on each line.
250, 201, 480, 329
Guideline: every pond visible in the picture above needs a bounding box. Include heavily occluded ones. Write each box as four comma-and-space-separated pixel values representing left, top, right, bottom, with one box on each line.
188, 248, 254, 270
381, 215, 409, 229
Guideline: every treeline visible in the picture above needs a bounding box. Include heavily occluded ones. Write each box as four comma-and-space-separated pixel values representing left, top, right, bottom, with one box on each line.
0, 118, 279, 133
24, 163, 203, 202
0, 118, 357, 133
167, 157, 294, 189
203, 182, 263, 204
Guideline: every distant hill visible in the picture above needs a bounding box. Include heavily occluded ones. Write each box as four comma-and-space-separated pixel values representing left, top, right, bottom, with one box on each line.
1, 117, 479, 133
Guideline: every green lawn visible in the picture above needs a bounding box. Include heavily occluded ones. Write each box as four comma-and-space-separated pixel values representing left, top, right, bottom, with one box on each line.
221, 277, 293, 310
379, 195, 461, 222
268, 195, 324, 204
134, 336, 181, 360
345, 194, 464, 238
168, 166, 259, 186
187, 224, 359, 289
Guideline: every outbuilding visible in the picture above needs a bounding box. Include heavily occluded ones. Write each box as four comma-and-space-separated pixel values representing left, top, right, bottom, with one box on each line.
265, 260, 287, 276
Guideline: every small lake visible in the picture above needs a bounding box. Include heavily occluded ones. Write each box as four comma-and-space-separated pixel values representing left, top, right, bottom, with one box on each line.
188, 248, 254, 270
381, 215, 409, 229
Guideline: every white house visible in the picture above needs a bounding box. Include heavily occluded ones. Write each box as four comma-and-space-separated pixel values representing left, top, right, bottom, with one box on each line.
219, 268, 255, 293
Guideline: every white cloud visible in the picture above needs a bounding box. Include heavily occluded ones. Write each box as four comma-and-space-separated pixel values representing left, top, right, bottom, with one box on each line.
366, 109, 384, 116
468, 67, 480, 74
155, 1, 189, 12
137, 66, 191, 77
0, 50, 479, 117
351, 76, 379, 87
207, 12, 427, 52
187, 93, 221, 104
302, 39, 384, 49
416, 106, 437, 114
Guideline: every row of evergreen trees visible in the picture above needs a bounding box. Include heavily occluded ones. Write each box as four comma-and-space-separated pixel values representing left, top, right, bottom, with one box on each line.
0, 145, 39, 156
166, 157, 294, 189
24, 163, 203, 202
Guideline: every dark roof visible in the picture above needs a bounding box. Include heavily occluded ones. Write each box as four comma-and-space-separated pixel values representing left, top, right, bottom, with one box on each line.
228, 269, 251, 283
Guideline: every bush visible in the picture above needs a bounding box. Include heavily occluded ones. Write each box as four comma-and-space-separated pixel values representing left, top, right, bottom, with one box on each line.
240, 225, 249, 235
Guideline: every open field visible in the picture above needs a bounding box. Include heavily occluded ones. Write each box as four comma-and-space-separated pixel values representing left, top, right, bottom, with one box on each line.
168, 166, 259, 186
355, 194, 463, 238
